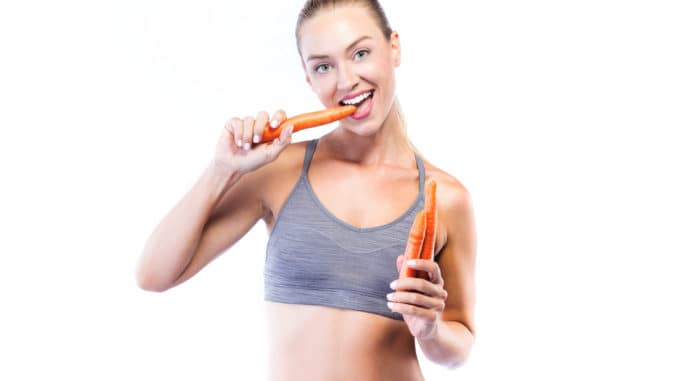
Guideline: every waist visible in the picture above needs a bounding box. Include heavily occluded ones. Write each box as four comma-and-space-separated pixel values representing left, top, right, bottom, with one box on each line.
265, 302, 423, 381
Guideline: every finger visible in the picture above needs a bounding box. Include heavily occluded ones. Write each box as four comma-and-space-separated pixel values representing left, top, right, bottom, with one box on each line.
396, 254, 405, 272
253, 110, 269, 144
276, 125, 294, 145
228, 118, 244, 148
404, 259, 444, 285
391, 278, 448, 299
387, 302, 437, 320
242, 116, 255, 150
387, 291, 446, 311
250, 124, 294, 163
269, 109, 287, 129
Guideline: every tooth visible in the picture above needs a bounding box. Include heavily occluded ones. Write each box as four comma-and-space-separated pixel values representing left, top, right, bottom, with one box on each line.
342, 91, 372, 105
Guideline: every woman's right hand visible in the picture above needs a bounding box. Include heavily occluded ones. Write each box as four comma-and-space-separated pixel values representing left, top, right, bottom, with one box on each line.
213, 110, 294, 175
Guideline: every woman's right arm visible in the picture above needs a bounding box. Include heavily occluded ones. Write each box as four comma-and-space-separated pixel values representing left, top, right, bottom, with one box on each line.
136, 111, 293, 292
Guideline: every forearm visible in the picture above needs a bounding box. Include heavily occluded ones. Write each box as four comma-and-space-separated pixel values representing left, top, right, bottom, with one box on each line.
136, 162, 241, 291
417, 320, 475, 369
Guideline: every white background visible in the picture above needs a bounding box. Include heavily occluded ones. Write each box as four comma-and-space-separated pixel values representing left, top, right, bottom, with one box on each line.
1, 0, 677, 380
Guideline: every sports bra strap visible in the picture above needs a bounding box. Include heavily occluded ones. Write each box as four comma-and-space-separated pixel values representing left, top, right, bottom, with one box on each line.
415, 154, 425, 194
302, 139, 319, 174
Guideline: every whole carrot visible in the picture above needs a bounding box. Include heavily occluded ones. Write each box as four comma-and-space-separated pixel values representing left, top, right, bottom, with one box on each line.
416, 179, 438, 279
260, 105, 357, 143
399, 210, 427, 280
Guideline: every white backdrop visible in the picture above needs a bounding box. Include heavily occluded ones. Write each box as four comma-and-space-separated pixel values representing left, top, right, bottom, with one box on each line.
1, 0, 677, 380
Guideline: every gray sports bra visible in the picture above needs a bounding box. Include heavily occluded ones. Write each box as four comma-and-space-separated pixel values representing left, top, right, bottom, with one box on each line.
264, 139, 427, 320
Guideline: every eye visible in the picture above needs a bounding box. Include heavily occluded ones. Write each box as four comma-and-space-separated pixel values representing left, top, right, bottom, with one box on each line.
354, 49, 370, 60
314, 64, 331, 74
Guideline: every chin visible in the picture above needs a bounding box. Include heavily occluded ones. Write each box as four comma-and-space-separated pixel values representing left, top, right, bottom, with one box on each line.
343, 120, 382, 137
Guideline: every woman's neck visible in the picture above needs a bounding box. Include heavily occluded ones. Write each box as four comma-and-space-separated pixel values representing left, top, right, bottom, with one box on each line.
322, 105, 414, 167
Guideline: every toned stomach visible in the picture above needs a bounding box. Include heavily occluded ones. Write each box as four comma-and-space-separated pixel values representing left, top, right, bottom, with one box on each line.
265, 302, 425, 381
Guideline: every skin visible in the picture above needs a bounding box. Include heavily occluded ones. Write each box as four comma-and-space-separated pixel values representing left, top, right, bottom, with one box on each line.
136, 5, 476, 381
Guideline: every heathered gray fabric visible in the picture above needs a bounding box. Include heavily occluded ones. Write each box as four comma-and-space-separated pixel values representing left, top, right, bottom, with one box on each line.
264, 139, 427, 321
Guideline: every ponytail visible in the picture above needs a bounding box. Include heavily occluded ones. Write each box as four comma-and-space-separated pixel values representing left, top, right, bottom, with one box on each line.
394, 97, 424, 160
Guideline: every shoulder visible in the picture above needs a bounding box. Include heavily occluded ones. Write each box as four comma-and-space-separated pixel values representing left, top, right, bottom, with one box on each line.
422, 161, 473, 216
221, 140, 311, 204
254, 139, 313, 209
210, 140, 313, 226
420, 160, 475, 244
261, 140, 311, 176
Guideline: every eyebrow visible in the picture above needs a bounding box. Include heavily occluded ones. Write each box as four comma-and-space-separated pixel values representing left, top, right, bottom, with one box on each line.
305, 35, 372, 62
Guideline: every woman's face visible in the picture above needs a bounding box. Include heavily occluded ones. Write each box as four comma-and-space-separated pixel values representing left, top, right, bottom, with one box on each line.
298, 5, 401, 136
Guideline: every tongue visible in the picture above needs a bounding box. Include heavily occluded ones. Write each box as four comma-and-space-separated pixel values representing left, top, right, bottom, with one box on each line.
351, 94, 373, 119
357, 97, 370, 111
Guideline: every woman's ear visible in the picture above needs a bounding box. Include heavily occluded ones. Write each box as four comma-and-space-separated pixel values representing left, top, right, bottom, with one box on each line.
390, 31, 401, 67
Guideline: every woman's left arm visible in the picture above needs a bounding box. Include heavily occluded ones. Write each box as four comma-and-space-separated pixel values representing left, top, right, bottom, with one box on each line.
388, 178, 477, 368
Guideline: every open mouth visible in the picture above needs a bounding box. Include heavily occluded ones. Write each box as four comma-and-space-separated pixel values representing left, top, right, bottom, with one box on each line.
339, 90, 374, 107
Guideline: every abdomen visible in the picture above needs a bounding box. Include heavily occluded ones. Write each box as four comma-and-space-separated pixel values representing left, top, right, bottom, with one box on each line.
265, 302, 425, 381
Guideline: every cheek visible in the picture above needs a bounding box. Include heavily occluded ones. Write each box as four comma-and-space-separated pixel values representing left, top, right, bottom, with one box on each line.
363, 56, 394, 87
310, 76, 337, 103
369, 70, 395, 104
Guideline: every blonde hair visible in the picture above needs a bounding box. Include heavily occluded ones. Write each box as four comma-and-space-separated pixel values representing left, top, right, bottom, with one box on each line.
393, 97, 423, 159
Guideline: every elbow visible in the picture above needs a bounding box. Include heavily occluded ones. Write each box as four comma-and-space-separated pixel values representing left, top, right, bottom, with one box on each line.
446, 353, 471, 370
436, 348, 472, 370
136, 273, 168, 293
445, 338, 475, 369
135, 257, 173, 293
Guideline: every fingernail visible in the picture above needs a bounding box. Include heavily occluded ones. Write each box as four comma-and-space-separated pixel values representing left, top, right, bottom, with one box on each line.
386, 293, 395, 301
253, 135, 261, 143
244, 142, 251, 150
270, 119, 279, 128
407, 260, 417, 266
387, 302, 394, 309
389, 280, 396, 290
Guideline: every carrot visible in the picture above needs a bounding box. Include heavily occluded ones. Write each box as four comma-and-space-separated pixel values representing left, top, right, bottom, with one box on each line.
416, 179, 437, 279
399, 210, 427, 280
260, 105, 357, 143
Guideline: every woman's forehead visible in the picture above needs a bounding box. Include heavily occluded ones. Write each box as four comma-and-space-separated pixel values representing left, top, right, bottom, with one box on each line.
298, 6, 381, 59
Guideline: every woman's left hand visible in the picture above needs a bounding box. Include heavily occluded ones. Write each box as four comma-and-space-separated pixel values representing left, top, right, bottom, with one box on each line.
388, 255, 448, 340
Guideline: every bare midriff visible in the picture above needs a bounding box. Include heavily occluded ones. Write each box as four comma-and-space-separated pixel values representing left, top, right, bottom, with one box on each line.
265, 302, 425, 381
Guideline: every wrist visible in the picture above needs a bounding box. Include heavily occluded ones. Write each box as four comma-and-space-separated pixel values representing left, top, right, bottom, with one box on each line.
205, 160, 242, 198
417, 319, 442, 344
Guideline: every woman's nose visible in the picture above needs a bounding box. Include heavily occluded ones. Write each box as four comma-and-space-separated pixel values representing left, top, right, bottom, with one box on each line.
336, 62, 359, 92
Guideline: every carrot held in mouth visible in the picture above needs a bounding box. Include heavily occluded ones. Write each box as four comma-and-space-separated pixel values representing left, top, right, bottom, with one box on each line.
399, 210, 427, 280
416, 179, 438, 279
260, 105, 357, 143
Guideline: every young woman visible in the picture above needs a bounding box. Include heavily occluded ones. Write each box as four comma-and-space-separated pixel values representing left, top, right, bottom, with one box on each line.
136, 1, 477, 379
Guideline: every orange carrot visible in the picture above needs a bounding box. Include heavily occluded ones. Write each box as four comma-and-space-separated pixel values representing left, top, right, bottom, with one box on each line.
416, 179, 437, 279
399, 210, 427, 280
260, 105, 357, 143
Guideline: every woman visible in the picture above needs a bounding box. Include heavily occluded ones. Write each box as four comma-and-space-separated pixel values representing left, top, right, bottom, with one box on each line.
136, 1, 477, 379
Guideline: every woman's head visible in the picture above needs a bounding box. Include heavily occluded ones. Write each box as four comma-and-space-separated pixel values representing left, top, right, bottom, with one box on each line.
296, 0, 393, 44
295, 0, 402, 137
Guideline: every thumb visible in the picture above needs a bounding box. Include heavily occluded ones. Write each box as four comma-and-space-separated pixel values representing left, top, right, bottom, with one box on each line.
396, 254, 405, 272
255, 125, 294, 163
